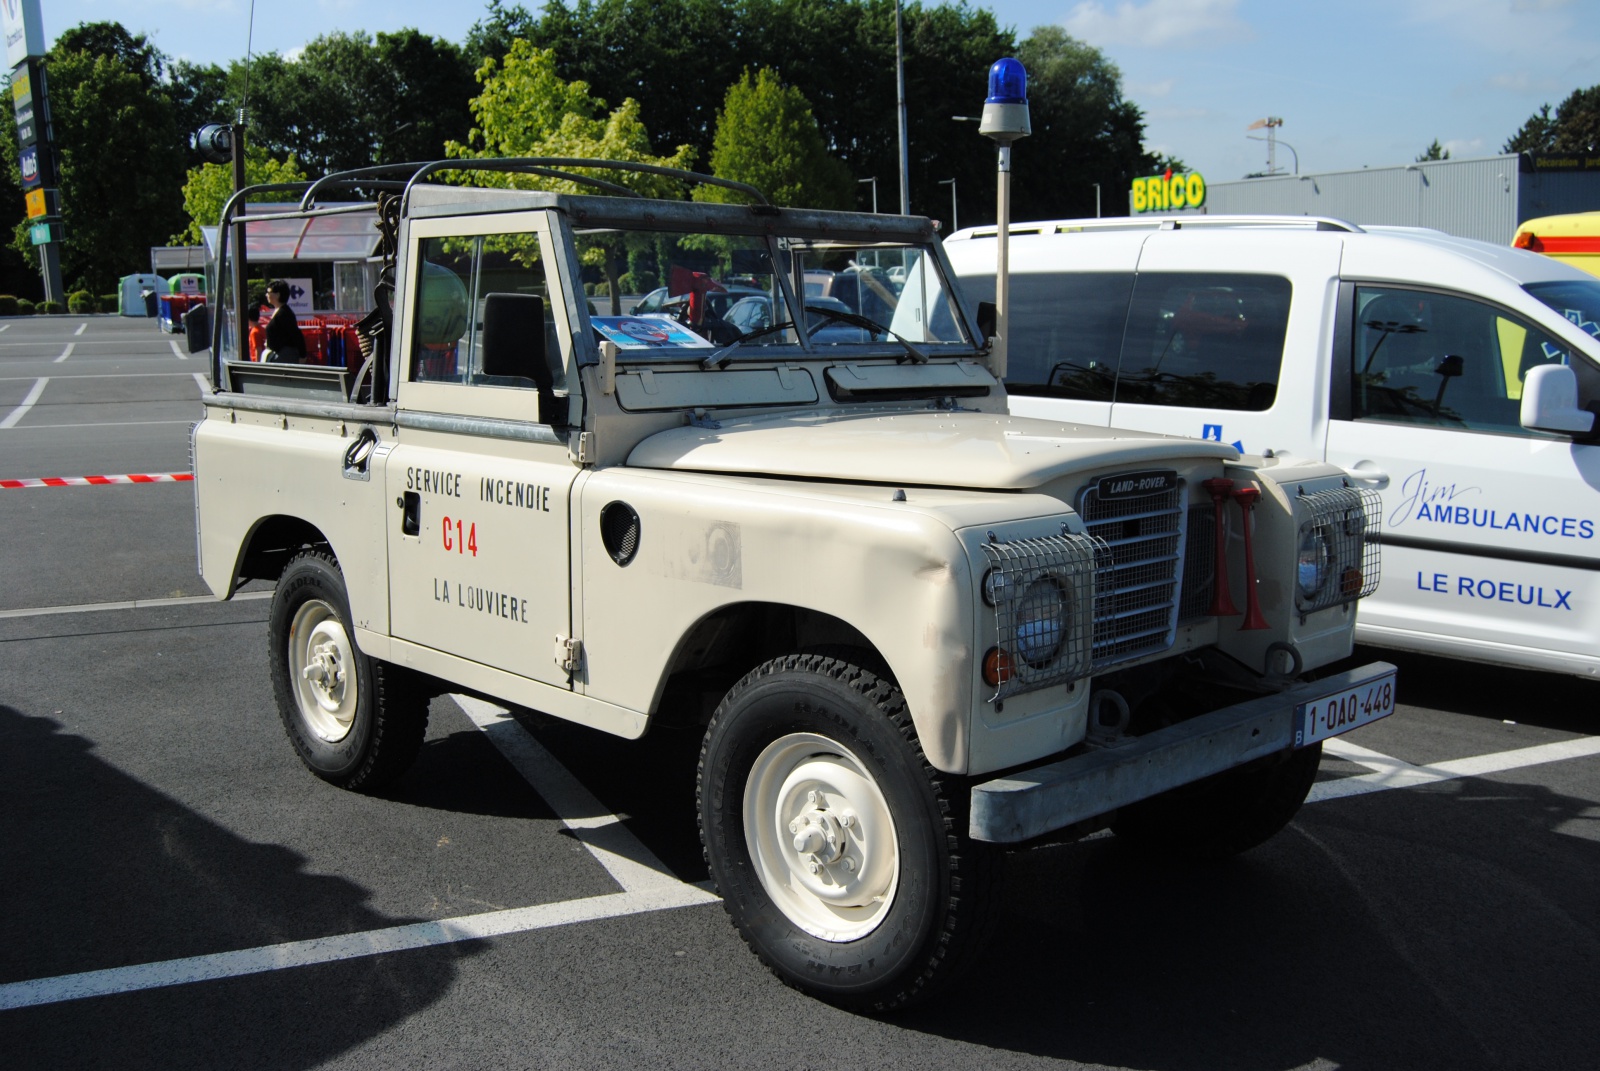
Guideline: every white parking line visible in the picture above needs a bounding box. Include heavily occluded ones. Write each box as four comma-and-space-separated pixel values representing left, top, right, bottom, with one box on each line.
74, 323, 86, 336
0, 696, 716, 1011
193, 372, 210, 393
0, 590, 271, 620
0, 372, 199, 381
53, 343, 74, 363
1312, 735, 1600, 802
0, 420, 196, 433
0, 323, 10, 331
0, 376, 47, 428
169, 340, 186, 360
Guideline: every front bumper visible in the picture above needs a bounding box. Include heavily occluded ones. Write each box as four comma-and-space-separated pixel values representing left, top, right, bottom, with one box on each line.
969, 661, 1397, 843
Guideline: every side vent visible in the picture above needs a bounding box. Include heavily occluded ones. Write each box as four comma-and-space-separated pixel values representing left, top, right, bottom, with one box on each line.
600, 502, 641, 567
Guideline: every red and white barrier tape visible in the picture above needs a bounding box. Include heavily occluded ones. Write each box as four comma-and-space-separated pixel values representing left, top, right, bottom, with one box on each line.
0, 472, 194, 489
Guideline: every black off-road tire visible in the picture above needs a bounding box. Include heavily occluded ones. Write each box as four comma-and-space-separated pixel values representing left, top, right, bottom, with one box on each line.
1111, 741, 1323, 860
268, 550, 429, 792
698, 652, 998, 1012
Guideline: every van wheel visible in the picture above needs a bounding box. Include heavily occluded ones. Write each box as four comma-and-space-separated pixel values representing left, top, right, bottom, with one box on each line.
268, 550, 429, 792
698, 653, 996, 1012
1112, 742, 1323, 860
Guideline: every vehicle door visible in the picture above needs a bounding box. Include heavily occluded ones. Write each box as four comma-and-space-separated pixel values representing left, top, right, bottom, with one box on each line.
1324, 283, 1600, 667
384, 212, 581, 688
1103, 230, 1343, 457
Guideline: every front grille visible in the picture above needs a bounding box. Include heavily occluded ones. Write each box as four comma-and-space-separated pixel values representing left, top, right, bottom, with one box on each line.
1179, 503, 1216, 622
978, 533, 1099, 700
1295, 486, 1382, 613
1078, 479, 1187, 668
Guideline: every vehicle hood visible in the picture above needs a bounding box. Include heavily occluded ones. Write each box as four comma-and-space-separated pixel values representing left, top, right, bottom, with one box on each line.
626, 410, 1238, 490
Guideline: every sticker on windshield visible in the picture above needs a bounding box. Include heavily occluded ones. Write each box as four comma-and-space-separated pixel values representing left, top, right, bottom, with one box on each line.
592, 315, 711, 349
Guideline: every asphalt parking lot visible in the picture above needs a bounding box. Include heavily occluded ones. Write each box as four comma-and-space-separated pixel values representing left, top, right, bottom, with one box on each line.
2, 314, 1598, 1070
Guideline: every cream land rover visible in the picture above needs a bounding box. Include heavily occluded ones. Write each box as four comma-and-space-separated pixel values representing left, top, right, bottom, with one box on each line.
189, 160, 1394, 1010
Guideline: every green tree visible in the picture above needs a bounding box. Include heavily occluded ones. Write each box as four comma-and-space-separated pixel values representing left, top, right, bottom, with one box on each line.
1011, 25, 1159, 223
1505, 87, 1600, 154
171, 146, 308, 245
697, 69, 852, 208
1505, 103, 1556, 153
1416, 138, 1451, 162
215, 30, 476, 176
448, 40, 696, 308
20, 23, 187, 292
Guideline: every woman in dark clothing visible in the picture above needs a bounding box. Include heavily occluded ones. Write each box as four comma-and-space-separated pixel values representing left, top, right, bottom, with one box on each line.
264, 279, 307, 362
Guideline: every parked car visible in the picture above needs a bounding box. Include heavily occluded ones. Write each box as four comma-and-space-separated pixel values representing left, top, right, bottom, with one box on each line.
947, 214, 1600, 679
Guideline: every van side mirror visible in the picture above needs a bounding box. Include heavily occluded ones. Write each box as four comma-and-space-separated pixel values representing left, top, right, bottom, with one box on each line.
185, 303, 212, 353
976, 300, 997, 343
1521, 364, 1595, 435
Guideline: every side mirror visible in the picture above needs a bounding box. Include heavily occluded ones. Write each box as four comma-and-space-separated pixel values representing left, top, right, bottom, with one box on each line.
976, 300, 997, 342
184, 303, 211, 353
1521, 363, 1595, 435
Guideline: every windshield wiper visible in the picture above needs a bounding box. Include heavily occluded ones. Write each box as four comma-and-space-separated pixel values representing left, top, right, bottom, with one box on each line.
803, 305, 928, 364
701, 320, 798, 370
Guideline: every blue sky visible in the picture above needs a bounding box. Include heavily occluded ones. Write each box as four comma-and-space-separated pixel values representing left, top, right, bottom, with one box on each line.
41, 0, 1600, 182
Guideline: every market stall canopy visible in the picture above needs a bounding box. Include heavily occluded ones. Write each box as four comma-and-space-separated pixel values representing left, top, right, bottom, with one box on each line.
201, 204, 380, 263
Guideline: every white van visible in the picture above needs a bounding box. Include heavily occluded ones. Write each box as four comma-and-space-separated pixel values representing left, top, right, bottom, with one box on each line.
946, 215, 1600, 678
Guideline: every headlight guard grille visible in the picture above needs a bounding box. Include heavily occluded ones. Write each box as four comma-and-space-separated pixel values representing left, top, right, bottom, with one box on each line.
979, 532, 1100, 700
1296, 485, 1382, 613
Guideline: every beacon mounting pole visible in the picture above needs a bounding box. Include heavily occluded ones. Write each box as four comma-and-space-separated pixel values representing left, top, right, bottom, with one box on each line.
978, 59, 1030, 380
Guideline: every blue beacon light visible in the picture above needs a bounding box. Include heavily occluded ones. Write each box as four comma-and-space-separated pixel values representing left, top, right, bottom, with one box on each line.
979, 59, 1031, 143
986, 58, 1027, 105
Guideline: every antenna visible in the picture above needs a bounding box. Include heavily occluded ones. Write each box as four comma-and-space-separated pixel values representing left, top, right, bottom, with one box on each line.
240, 0, 257, 127
1246, 116, 1284, 176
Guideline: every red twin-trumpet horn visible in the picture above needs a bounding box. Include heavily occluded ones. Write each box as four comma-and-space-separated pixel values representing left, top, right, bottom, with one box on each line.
1201, 477, 1270, 631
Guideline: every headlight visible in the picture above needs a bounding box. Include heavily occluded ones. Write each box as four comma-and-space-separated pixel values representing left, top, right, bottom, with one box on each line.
1014, 577, 1066, 666
1297, 527, 1333, 600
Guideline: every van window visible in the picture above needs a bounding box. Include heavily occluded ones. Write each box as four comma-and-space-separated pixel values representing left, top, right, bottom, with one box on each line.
1114, 273, 1291, 411
1352, 286, 1570, 434
961, 271, 1132, 400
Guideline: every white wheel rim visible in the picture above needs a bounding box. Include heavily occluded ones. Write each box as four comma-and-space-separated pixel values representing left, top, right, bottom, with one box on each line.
743, 732, 900, 942
288, 599, 358, 743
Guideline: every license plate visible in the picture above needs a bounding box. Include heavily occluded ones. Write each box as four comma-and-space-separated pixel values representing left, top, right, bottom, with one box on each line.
1295, 671, 1396, 747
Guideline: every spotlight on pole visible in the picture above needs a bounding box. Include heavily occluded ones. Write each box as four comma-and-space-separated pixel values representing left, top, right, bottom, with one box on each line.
977, 58, 1029, 379
192, 124, 234, 165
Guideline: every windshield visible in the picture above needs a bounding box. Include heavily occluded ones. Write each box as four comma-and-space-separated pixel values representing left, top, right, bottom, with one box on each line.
1525, 279, 1600, 347
571, 224, 971, 360
788, 240, 969, 347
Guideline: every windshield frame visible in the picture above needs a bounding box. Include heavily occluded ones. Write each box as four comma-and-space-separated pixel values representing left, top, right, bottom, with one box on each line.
553, 197, 982, 367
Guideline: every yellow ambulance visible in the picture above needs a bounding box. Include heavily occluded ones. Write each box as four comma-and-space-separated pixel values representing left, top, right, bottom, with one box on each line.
1514, 211, 1600, 278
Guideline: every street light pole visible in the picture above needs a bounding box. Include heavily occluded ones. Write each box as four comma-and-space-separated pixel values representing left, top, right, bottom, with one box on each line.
857, 176, 879, 213
978, 59, 1029, 380
1093, 183, 1101, 218
895, 0, 910, 214
938, 178, 957, 233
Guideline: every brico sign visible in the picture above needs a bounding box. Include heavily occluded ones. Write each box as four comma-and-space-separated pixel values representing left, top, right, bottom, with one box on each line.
1131, 169, 1207, 213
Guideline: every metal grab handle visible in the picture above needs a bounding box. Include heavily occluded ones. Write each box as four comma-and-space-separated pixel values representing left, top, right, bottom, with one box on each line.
1345, 463, 1389, 486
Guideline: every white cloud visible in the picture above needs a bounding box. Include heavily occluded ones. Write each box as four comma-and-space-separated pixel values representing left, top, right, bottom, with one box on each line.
1150, 106, 1209, 120
1488, 71, 1564, 94
1062, 0, 1253, 49
1128, 78, 1174, 98
282, 45, 306, 63
1443, 137, 1485, 155
1403, 0, 1598, 72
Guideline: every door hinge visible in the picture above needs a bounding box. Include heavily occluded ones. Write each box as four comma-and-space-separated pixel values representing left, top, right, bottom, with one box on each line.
554, 635, 583, 674
574, 431, 596, 465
